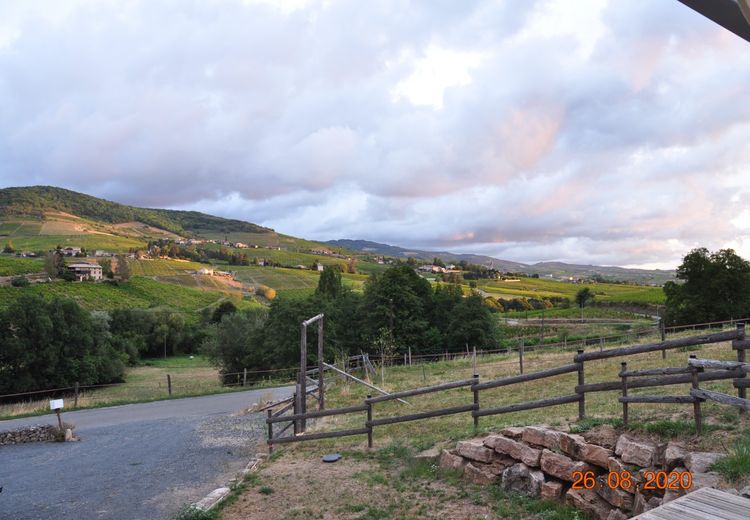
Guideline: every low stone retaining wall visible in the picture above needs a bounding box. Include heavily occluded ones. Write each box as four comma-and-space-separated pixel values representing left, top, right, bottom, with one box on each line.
0, 425, 74, 446
439, 425, 729, 520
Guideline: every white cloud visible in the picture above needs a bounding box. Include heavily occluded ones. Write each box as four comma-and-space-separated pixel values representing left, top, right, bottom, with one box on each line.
1, 0, 750, 269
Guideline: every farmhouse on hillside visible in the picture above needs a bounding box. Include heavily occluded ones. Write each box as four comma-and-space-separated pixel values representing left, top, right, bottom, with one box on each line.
67, 262, 103, 281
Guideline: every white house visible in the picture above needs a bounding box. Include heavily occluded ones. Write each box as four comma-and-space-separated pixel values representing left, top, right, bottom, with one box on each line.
197, 268, 214, 275
68, 263, 103, 281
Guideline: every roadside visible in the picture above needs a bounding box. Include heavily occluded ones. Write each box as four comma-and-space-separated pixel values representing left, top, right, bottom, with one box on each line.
0, 386, 293, 520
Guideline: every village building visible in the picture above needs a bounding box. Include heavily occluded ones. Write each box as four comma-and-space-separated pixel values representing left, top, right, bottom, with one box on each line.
67, 262, 103, 281
197, 267, 214, 275
61, 246, 82, 256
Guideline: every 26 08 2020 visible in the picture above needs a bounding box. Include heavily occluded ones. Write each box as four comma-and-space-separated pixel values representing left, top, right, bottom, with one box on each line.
571, 470, 692, 491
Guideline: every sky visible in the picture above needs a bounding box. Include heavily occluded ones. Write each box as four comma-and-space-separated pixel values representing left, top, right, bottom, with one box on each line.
1, 0, 749, 269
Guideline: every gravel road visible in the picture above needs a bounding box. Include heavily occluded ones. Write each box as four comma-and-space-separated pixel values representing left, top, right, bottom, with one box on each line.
0, 386, 293, 520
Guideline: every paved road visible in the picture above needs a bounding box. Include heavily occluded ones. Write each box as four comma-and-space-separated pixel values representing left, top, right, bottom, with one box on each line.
0, 387, 293, 520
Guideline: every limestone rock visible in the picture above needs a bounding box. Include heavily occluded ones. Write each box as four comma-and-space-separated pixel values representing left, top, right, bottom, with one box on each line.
595, 476, 633, 510
632, 489, 657, 516
522, 426, 561, 450
439, 449, 466, 472
540, 480, 564, 500
583, 425, 619, 450
740, 485, 750, 498
664, 442, 687, 470
565, 488, 611, 520
500, 426, 525, 440
540, 449, 593, 482
615, 434, 660, 467
465, 462, 498, 485
606, 510, 628, 520
559, 432, 612, 468
691, 471, 721, 490
485, 435, 542, 467
685, 452, 723, 473
501, 463, 544, 497
456, 440, 493, 464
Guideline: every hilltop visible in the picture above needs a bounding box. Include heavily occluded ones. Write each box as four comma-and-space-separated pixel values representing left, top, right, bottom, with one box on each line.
328, 239, 675, 285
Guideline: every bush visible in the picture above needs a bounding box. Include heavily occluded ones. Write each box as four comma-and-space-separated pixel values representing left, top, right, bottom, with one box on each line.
10, 276, 29, 287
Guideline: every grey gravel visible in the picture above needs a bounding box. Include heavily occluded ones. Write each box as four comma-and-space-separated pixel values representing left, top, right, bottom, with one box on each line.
0, 386, 292, 520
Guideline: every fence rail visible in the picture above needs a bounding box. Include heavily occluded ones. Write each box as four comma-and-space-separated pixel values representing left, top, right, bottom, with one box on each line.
266, 323, 749, 450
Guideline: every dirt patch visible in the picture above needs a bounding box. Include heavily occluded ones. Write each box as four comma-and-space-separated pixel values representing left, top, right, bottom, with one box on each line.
221, 447, 502, 520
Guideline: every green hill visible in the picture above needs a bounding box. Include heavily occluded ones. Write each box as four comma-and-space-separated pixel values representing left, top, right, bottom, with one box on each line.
0, 185, 270, 237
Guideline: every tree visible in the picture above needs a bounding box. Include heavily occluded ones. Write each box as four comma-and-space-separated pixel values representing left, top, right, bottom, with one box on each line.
211, 300, 238, 323
446, 294, 499, 350
575, 288, 595, 309
98, 258, 114, 279
10, 276, 29, 287
115, 255, 131, 281
3, 240, 14, 253
664, 248, 750, 325
315, 266, 342, 299
201, 309, 268, 382
44, 251, 65, 277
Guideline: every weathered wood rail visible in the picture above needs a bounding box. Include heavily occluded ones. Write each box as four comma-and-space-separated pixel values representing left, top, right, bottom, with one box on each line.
265, 324, 748, 450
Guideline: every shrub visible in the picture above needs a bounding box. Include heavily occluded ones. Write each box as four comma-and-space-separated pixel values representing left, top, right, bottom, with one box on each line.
10, 276, 29, 287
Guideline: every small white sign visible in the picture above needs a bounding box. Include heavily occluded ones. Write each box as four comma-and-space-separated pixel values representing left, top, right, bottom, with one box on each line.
49, 399, 64, 410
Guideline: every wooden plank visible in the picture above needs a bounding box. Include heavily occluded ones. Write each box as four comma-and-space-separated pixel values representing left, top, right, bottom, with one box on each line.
473, 394, 581, 418
576, 368, 745, 393
267, 403, 368, 424
365, 379, 474, 404
618, 395, 697, 403
690, 388, 750, 411
732, 339, 750, 350
733, 378, 750, 388
270, 427, 369, 444
575, 329, 740, 362
472, 364, 578, 391
619, 367, 692, 377
367, 404, 477, 427
632, 488, 750, 520
688, 358, 750, 371
322, 362, 410, 405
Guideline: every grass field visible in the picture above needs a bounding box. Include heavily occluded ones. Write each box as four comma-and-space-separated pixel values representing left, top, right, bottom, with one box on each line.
0, 356, 290, 419
0, 277, 256, 313
477, 277, 665, 305
1, 234, 146, 252
127, 258, 206, 276
0, 255, 44, 276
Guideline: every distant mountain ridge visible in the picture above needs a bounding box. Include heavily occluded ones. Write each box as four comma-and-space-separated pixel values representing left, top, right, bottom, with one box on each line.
327, 239, 676, 285
0, 186, 271, 236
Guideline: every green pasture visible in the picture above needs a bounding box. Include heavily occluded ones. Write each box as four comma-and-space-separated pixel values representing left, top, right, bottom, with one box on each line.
0, 255, 44, 276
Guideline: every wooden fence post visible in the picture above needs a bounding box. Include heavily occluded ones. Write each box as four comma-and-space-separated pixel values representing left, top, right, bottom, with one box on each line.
74, 382, 79, 408
472, 346, 477, 375
243, 368, 247, 387
689, 354, 702, 435
620, 362, 628, 426
167, 374, 172, 397
294, 380, 302, 434
409, 347, 412, 366
599, 337, 603, 353
519, 339, 524, 375
318, 317, 325, 411
576, 349, 585, 420
366, 394, 373, 448
267, 409, 274, 454
472, 374, 479, 429
735, 323, 746, 413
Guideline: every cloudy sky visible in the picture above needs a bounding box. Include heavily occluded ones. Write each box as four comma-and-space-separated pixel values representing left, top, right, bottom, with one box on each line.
1, 0, 749, 269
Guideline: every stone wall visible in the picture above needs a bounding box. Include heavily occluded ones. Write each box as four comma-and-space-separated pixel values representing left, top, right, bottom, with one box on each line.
0, 425, 65, 446
439, 425, 730, 520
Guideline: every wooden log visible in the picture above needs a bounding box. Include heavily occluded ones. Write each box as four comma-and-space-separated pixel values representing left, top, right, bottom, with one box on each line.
472, 374, 479, 429
472, 364, 578, 391
323, 362, 410, 405
367, 404, 477, 427
366, 394, 373, 449
619, 367, 692, 377
618, 395, 698, 403
688, 358, 750, 371
273, 420, 293, 439
473, 394, 581, 418
577, 349, 585, 420
690, 388, 750, 411
732, 339, 750, 350
167, 374, 172, 397
575, 368, 745, 393
366, 379, 475, 404
267, 403, 368, 424
272, 427, 370, 444
734, 379, 750, 388
621, 362, 628, 426
690, 354, 702, 435
574, 329, 741, 362
318, 316, 325, 411
737, 333, 747, 414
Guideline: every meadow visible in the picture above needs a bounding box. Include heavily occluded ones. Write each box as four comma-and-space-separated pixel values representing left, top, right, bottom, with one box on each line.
0, 255, 44, 276
0, 277, 256, 313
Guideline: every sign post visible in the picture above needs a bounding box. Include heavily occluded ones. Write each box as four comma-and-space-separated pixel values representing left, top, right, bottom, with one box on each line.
49, 399, 64, 429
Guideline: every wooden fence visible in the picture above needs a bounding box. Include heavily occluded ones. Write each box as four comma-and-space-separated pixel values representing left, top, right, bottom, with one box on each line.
266, 324, 748, 451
